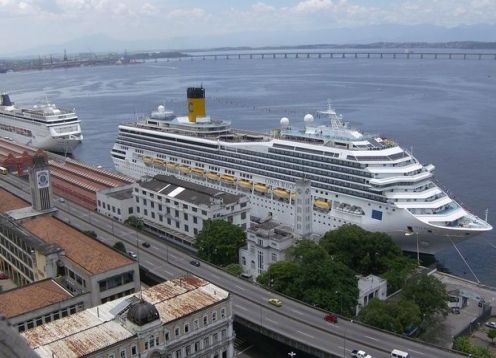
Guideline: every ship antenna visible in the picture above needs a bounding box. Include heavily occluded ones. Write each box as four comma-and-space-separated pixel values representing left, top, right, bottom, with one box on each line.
319, 99, 344, 130
485, 208, 489, 222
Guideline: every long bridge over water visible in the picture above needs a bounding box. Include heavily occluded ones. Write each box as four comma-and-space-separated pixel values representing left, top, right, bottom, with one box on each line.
169, 51, 496, 61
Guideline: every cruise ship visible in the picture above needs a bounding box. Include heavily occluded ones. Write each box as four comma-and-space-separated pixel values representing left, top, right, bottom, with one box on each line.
111, 87, 492, 253
0, 94, 83, 153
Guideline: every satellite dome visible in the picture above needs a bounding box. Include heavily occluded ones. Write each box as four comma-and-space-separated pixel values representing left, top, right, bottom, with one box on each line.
127, 300, 160, 326
157, 105, 165, 113
280, 117, 289, 129
304, 114, 314, 124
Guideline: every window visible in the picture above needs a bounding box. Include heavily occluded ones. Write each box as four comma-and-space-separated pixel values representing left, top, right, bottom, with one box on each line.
184, 224, 189, 232
203, 337, 209, 348
129, 207, 133, 214
193, 216, 197, 224
155, 337, 159, 346
184, 323, 189, 333
131, 345, 137, 356
271, 253, 277, 262
144, 209, 148, 216
222, 329, 226, 338
185, 346, 191, 355
175, 327, 180, 336
184, 213, 188, 220
212, 311, 217, 322
193, 319, 199, 329
120, 350, 126, 358
213, 333, 218, 342
372, 210, 383, 220
221, 308, 226, 319
149, 335, 155, 348
143, 199, 147, 206
118, 208, 121, 215
176, 349, 182, 358
203, 315, 208, 325
151, 201, 155, 208
97, 200, 101, 207
165, 332, 170, 341
194, 341, 200, 352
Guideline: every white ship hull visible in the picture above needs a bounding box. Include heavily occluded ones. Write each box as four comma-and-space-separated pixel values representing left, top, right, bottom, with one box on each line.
112, 157, 483, 254
0, 113, 82, 153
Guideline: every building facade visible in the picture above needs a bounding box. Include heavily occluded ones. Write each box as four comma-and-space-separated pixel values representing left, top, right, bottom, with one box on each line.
356, 274, 388, 315
96, 184, 135, 222
23, 276, 235, 358
239, 219, 295, 279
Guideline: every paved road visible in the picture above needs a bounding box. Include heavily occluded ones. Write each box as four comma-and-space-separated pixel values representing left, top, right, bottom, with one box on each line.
0, 174, 464, 358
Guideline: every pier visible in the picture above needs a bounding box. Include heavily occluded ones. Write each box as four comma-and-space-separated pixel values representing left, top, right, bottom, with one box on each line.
172, 51, 496, 62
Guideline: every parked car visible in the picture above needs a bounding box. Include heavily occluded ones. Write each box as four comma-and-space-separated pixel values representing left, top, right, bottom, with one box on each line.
190, 260, 201, 267
239, 273, 252, 280
486, 321, 496, 329
141, 241, 151, 248
128, 251, 138, 259
0, 272, 8, 280
268, 298, 282, 307
324, 313, 338, 323
351, 349, 372, 358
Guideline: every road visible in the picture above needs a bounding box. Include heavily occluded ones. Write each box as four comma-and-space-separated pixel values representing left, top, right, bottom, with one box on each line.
0, 174, 463, 358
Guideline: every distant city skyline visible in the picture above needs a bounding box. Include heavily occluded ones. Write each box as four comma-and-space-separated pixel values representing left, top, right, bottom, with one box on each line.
2, 0, 496, 55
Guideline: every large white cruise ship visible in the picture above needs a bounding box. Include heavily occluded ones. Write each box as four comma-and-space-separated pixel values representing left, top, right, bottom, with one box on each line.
0, 94, 83, 153
111, 87, 491, 253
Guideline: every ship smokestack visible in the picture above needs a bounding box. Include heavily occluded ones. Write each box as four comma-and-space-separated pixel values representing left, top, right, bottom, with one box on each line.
187, 87, 205, 123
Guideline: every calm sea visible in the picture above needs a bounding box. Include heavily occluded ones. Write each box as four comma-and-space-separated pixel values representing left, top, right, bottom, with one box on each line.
2, 53, 495, 286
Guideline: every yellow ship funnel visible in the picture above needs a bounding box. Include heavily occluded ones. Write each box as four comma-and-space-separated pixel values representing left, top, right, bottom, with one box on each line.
187, 87, 206, 122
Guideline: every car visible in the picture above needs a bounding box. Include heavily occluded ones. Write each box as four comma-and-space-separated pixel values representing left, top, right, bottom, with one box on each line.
190, 260, 201, 267
141, 241, 151, 248
451, 307, 460, 314
486, 321, 496, 329
324, 313, 338, 323
0, 272, 8, 280
58, 197, 65, 203
128, 251, 138, 259
268, 298, 282, 307
239, 273, 252, 280
351, 349, 372, 358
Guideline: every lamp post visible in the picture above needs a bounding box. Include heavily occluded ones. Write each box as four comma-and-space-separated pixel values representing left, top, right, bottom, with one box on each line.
404, 230, 420, 266
336, 291, 346, 358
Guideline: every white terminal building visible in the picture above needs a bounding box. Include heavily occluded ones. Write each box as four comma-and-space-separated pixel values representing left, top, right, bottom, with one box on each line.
356, 274, 388, 315
97, 175, 250, 247
22, 276, 235, 358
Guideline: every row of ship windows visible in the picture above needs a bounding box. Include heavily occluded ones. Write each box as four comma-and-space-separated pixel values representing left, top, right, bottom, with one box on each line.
115, 137, 381, 197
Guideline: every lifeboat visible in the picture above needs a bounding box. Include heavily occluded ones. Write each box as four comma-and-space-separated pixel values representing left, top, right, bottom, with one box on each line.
143, 156, 153, 165
221, 174, 236, 183
254, 183, 268, 193
314, 199, 331, 210
273, 188, 290, 199
153, 158, 166, 166
238, 179, 253, 189
191, 167, 205, 176
179, 165, 190, 174
207, 172, 220, 181
166, 162, 177, 171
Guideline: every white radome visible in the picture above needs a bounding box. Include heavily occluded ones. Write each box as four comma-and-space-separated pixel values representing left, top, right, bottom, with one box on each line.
157, 105, 165, 113
280, 117, 289, 128
304, 113, 314, 124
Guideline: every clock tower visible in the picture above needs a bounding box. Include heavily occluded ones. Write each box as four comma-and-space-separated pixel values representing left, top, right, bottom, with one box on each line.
294, 178, 312, 238
29, 155, 53, 211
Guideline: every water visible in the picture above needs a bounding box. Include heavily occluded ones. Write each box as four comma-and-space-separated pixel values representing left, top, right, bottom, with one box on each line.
1, 54, 495, 285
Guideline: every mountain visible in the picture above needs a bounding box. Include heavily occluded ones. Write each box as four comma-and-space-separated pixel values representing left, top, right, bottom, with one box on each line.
7, 24, 496, 57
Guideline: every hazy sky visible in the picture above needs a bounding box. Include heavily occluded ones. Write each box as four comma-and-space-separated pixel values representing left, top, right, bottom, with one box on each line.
3, 0, 496, 52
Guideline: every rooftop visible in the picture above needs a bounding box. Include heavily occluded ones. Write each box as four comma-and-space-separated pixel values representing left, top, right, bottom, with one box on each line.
23, 276, 229, 358
22, 216, 133, 275
0, 188, 30, 213
0, 279, 72, 319
140, 174, 243, 206
106, 188, 133, 201
248, 219, 294, 241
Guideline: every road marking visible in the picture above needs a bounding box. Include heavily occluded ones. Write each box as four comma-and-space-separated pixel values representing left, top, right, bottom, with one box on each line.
265, 317, 278, 324
236, 344, 254, 356
234, 285, 245, 291
407, 349, 425, 355
296, 330, 314, 339
235, 305, 249, 312
289, 308, 304, 315
364, 335, 379, 341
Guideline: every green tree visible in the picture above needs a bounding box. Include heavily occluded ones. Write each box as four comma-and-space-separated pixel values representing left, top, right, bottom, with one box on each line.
453, 336, 472, 353
193, 220, 246, 266
320, 224, 404, 276
257, 261, 299, 293
113, 241, 126, 253
358, 298, 421, 334
224, 263, 242, 276
381, 256, 417, 294
488, 329, 496, 344
402, 274, 448, 318
125, 216, 144, 230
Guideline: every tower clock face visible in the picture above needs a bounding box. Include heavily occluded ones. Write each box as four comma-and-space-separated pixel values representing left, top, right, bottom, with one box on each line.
37, 170, 49, 188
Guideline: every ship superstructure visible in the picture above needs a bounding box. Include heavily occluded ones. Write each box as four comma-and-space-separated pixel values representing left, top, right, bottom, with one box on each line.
111, 87, 491, 253
0, 94, 82, 153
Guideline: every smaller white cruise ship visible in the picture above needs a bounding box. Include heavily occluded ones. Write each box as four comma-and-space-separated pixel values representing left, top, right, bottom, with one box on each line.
0, 94, 83, 153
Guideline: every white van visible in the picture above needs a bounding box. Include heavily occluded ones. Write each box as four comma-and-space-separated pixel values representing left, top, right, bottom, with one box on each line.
391, 349, 410, 358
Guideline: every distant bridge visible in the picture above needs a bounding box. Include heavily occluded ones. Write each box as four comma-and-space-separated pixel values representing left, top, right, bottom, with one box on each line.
167, 51, 496, 61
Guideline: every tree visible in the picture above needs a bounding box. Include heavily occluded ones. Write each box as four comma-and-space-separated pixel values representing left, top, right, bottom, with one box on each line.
257, 261, 299, 293
401, 274, 449, 318
224, 263, 242, 276
488, 329, 496, 344
125, 216, 144, 230
358, 298, 421, 334
453, 337, 493, 358
381, 256, 417, 294
193, 220, 246, 266
320, 224, 405, 276
113, 241, 126, 253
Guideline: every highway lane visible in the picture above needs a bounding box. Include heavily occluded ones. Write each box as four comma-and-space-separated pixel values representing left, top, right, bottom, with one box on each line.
0, 174, 463, 357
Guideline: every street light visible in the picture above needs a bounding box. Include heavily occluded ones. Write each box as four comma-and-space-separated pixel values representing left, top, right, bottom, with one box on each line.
288, 352, 296, 358
404, 230, 420, 266
336, 291, 346, 358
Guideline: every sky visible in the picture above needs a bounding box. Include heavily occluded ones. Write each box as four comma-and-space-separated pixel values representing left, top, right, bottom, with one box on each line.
2, 0, 496, 53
